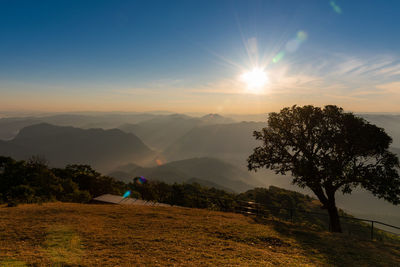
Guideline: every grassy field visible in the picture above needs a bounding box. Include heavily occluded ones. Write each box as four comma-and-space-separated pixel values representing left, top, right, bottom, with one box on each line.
0, 203, 399, 266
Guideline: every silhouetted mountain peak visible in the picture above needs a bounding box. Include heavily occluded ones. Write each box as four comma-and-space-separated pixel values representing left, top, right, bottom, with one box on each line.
200, 113, 234, 124
202, 113, 222, 119
1, 123, 154, 171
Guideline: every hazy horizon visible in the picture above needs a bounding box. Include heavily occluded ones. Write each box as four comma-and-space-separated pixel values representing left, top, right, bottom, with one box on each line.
3, 109, 400, 120
2, 0, 400, 113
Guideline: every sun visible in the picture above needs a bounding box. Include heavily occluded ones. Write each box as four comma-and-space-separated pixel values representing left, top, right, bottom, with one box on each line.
240, 67, 269, 94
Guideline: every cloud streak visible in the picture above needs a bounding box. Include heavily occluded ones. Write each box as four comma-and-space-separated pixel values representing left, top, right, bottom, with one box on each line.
193, 52, 400, 99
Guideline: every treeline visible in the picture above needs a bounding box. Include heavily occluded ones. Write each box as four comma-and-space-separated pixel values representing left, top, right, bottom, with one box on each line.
128, 179, 355, 232
128, 178, 321, 215
0, 155, 319, 215
0, 155, 318, 216
1, 156, 396, 242
128, 178, 238, 211
0, 156, 126, 205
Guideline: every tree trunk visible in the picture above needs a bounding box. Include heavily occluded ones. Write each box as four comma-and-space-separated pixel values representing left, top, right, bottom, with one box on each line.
327, 205, 342, 233
310, 186, 342, 233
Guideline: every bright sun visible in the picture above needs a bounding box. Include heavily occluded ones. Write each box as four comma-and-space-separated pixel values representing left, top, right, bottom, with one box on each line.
240, 67, 269, 94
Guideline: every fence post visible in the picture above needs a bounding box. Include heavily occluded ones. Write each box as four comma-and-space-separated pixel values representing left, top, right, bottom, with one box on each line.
371, 221, 374, 240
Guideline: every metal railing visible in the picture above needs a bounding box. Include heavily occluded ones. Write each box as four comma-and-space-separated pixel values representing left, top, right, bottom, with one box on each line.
139, 191, 400, 242
234, 199, 400, 242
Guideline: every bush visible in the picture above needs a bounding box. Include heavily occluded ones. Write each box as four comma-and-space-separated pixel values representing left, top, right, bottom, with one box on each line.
71, 190, 92, 203
7, 200, 18, 207
0, 156, 127, 204
8, 185, 36, 203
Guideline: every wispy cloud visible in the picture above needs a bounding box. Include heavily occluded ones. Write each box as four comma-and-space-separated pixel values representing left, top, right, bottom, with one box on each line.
192, 52, 400, 101
376, 82, 400, 94
328, 55, 400, 79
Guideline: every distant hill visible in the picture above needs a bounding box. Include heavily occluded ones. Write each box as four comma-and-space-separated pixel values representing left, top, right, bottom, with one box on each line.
0, 113, 160, 140
200, 113, 235, 124
42, 113, 160, 129
0, 123, 154, 171
162, 121, 265, 163
119, 114, 203, 151
2, 112, 400, 230
109, 157, 258, 192
185, 177, 235, 192
119, 113, 234, 151
0, 117, 43, 140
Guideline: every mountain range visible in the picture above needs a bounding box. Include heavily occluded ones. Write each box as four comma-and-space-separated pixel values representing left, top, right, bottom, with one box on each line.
119, 113, 234, 151
0, 112, 400, 226
0, 123, 154, 171
0, 113, 160, 140
162, 121, 265, 164
109, 157, 257, 192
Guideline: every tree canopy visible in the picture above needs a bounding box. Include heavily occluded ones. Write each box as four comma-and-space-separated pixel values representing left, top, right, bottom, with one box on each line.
247, 105, 400, 232
0, 156, 126, 204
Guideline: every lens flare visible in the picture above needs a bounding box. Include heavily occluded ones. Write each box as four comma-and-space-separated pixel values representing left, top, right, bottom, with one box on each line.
272, 30, 308, 63
272, 52, 285, 63
286, 39, 300, 53
135, 176, 147, 184
286, 31, 308, 53
297, 31, 308, 41
330, 1, 342, 14
122, 190, 131, 198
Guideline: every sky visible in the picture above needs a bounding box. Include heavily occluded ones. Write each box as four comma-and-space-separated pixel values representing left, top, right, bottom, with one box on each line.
1, 0, 400, 114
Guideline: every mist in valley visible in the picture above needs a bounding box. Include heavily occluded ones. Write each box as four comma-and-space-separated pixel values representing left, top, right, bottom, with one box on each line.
1, 111, 399, 228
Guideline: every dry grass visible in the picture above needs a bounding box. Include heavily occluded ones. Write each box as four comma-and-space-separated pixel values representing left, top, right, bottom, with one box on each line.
0, 203, 399, 266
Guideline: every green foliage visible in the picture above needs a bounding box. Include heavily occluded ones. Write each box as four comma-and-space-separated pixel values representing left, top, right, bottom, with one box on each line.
128, 179, 238, 211
1, 154, 396, 241
71, 190, 92, 203
238, 186, 310, 210
247, 105, 400, 232
127, 179, 320, 216
0, 156, 126, 204
8, 185, 36, 203
54, 165, 125, 197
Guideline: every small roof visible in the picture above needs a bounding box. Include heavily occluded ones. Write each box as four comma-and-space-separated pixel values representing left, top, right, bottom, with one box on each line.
93, 194, 170, 207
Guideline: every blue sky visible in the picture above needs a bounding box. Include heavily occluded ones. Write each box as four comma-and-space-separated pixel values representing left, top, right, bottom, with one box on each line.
1, 0, 400, 113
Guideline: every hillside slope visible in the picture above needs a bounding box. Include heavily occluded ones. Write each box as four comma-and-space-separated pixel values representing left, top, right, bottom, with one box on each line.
119, 113, 234, 151
1, 203, 399, 266
163, 121, 265, 163
0, 123, 154, 171
109, 157, 258, 192
0, 113, 159, 140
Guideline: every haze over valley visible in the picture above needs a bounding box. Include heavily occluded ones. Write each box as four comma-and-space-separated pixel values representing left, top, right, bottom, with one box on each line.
1, 111, 400, 227
2, 1, 400, 265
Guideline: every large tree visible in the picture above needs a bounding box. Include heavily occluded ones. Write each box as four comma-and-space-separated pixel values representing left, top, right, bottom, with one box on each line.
247, 105, 400, 232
